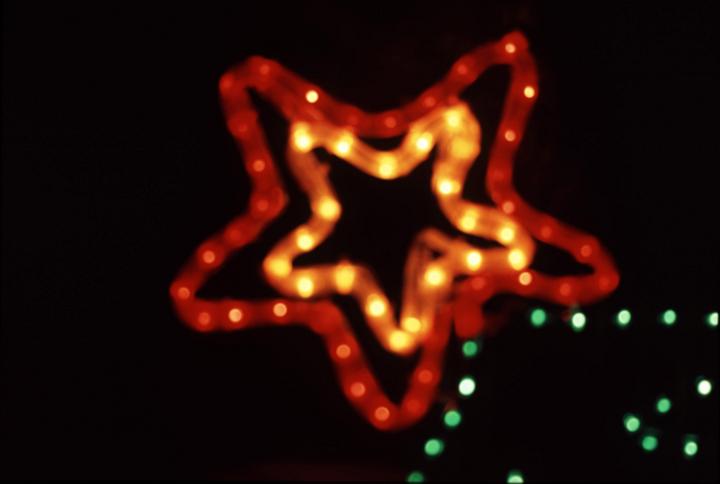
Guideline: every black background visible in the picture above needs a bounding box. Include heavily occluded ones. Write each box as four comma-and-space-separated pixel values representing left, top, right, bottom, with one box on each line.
2, 1, 718, 481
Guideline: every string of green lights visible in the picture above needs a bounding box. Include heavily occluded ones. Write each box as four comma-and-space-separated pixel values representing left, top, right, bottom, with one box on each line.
622, 375, 713, 456
405, 310, 717, 482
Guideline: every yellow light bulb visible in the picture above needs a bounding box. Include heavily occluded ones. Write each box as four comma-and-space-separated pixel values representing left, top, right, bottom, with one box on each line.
459, 210, 478, 232
415, 133, 433, 153
378, 155, 397, 179
334, 263, 356, 294
508, 249, 527, 270
402, 316, 422, 333
424, 265, 447, 287
444, 110, 462, 129
498, 226, 515, 244
389, 330, 412, 351
316, 197, 340, 220
465, 250, 483, 271
293, 127, 313, 152
523, 86, 536, 98
265, 257, 291, 277
334, 136, 353, 155
296, 229, 315, 251
366, 294, 387, 317
450, 138, 474, 158
296, 276, 315, 298
305, 89, 319, 103
437, 178, 460, 196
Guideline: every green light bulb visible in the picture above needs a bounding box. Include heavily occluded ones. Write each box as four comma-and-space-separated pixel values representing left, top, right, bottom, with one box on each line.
507, 470, 524, 483
424, 438, 445, 457
462, 340, 479, 358
683, 435, 699, 458
641, 433, 659, 452
656, 396, 672, 414
623, 413, 641, 433
530, 308, 547, 327
616, 309, 631, 327
407, 470, 425, 482
696, 377, 713, 397
443, 409, 462, 429
571, 311, 586, 332
707, 312, 718, 328
661, 309, 677, 326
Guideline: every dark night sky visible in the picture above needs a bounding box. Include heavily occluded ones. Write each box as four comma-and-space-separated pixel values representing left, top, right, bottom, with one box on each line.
2, 2, 718, 481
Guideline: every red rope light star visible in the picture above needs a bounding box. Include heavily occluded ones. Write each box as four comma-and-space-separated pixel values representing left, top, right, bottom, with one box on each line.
170, 31, 619, 431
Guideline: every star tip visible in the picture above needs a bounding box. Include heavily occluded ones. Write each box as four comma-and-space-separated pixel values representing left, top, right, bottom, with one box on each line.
243, 55, 276, 77
501, 31, 530, 51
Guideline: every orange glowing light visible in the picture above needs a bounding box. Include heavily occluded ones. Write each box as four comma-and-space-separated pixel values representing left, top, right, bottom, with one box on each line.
202, 250, 216, 264
252, 159, 266, 172
336, 344, 351, 359
418, 369, 434, 384
228, 308, 243, 323
198, 312, 211, 326
518, 271, 533, 286
170, 31, 619, 431
273, 302, 288, 317
374, 406, 391, 422
350, 382, 366, 397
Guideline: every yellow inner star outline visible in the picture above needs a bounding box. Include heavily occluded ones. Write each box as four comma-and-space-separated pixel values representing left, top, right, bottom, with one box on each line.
262, 102, 533, 355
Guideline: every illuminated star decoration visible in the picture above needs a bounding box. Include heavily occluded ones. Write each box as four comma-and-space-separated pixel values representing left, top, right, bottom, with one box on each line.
170, 31, 619, 431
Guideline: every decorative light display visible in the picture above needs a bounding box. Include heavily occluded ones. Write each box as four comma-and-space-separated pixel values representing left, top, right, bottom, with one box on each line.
169, 30, 621, 432
611, 313, 715, 465
405, 309, 715, 481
